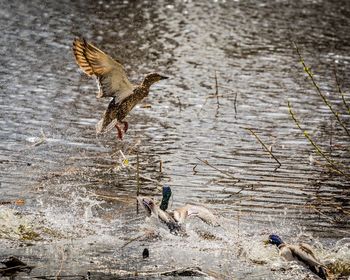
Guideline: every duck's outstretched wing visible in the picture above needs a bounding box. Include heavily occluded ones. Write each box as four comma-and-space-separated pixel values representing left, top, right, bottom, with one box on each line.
174, 204, 219, 226
289, 244, 328, 280
72, 38, 133, 102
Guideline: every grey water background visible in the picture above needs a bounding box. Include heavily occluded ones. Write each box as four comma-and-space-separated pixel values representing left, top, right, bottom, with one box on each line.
0, 0, 349, 279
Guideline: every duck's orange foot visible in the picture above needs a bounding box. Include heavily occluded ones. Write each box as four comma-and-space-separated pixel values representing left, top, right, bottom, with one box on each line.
122, 121, 129, 133
115, 124, 123, 140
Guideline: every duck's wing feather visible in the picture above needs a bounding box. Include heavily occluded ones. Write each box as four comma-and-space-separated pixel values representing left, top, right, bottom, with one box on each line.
279, 245, 295, 261
289, 244, 328, 280
72, 38, 133, 102
176, 204, 219, 226
173, 205, 190, 223
95, 97, 119, 134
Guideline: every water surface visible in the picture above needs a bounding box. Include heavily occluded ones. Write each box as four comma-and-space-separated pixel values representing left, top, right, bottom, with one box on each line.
1, 0, 349, 279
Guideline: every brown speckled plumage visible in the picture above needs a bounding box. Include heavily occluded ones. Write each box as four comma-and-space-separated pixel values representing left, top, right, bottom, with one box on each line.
72, 38, 168, 137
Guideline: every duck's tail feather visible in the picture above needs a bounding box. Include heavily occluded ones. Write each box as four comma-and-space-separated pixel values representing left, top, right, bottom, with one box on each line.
316, 266, 328, 280
308, 265, 328, 280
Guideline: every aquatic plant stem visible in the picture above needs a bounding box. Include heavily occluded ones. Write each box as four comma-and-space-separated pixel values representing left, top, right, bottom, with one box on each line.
197, 71, 224, 117
196, 157, 240, 183
288, 101, 350, 178
293, 42, 350, 137
334, 67, 350, 115
56, 246, 66, 278
136, 152, 140, 214
244, 127, 281, 170
215, 70, 220, 117
233, 92, 238, 119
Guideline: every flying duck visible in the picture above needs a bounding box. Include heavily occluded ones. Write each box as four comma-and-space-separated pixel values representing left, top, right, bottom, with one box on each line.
72, 38, 168, 139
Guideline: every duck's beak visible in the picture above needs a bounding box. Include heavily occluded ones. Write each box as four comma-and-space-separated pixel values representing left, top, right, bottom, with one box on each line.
160, 75, 169, 80
263, 240, 270, 246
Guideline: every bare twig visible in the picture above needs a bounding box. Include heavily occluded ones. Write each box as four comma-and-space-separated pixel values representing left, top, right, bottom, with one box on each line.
329, 119, 333, 155
88, 192, 133, 204
121, 234, 144, 249
136, 152, 140, 214
334, 67, 350, 115
233, 92, 238, 119
225, 183, 263, 198
196, 157, 240, 183
56, 246, 66, 279
135, 267, 209, 277
197, 71, 224, 117
127, 165, 160, 184
214, 70, 220, 117
176, 96, 183, 112
192, 164, 198, 175
293, 42, 350, 137
244, 127, 281, 170
288, 101, 350, 178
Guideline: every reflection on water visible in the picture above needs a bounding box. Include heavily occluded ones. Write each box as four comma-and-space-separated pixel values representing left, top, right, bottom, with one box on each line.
0, 0, 349, 278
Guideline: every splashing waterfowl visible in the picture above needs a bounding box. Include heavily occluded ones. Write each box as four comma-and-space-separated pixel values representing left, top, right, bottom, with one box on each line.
72, 38, 168, 139
266, 234, 328, 280
137, 196, 181, 234
137, 195, 219, 235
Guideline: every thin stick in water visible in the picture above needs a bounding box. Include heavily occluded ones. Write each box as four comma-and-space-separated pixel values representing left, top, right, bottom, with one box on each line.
136, 152, 140, 214
244, 127, 281, 170
233, 92, 238, 119
196, 157, 240, 183
214, 70, 220, 117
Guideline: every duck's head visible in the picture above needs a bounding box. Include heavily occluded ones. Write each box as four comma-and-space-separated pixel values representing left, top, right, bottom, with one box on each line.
265, 234, 284, 247
142, 73, 168, 88
160, 185, 172, 211
137, 196, 157, 216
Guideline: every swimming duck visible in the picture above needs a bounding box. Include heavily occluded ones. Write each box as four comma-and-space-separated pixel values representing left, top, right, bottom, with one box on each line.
266, 234, 328, 280
72, 38, 168, 139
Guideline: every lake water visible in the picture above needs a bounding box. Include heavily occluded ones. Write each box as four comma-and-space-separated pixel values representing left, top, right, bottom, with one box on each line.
0, 0, 349, 279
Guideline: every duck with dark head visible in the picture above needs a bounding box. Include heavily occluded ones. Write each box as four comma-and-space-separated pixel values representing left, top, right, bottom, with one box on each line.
266, 234, 328, 280
72, 38, 168, 140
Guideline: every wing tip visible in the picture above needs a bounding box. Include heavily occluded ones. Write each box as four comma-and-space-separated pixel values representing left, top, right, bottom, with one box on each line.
72, 37, 95, 76
96, 118, 104, 134
96, 118, 118, 134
